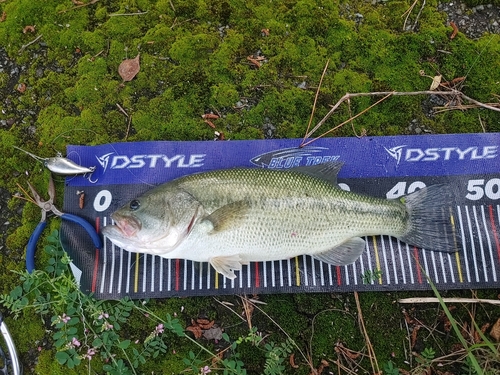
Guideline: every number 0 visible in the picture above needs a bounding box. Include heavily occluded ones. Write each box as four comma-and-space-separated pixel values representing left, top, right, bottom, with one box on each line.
93, 190, 112, 212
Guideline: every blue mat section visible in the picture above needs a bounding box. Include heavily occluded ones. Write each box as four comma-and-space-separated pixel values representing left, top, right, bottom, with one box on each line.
60, 134, 500, 299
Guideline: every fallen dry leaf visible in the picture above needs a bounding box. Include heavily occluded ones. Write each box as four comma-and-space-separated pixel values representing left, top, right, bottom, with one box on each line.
429, 75, 442, 91
0, 11, 6, 22
289, 353, 299, 369
490, 318, 500, 342
118, 54, 140, 82
186, 324, 203, 339
204, 119, 216, 129
22, 25, 35, 33
196, 318, 215, 330
450, 21, 459, 39
202, 113, 219, 119
16, 83, 26, 93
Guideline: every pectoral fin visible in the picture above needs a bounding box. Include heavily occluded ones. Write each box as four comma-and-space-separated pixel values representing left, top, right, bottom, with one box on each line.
210, 255, 247, 279
205, 201, 249, 233
313, 237, 365, 266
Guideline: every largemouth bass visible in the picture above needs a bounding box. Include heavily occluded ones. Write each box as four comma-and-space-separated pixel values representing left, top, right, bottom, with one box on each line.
102, 162, 459, 279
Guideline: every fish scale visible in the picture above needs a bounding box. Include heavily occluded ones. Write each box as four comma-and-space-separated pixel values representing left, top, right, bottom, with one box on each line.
102, 162, 458, 280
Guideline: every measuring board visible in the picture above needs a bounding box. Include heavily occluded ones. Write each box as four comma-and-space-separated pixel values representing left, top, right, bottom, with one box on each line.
61, 133, 500, 299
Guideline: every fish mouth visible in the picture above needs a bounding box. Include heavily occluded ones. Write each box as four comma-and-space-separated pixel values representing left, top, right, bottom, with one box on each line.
112, 214, 141, 238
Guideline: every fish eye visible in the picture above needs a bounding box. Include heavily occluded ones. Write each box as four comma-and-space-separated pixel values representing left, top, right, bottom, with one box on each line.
129, 200, 140, 211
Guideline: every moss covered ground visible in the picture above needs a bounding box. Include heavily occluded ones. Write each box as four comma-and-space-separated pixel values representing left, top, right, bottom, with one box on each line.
0, 0, 499, 374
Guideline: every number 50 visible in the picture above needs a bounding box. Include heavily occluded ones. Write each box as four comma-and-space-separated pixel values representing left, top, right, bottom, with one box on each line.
466, 179, 500, 201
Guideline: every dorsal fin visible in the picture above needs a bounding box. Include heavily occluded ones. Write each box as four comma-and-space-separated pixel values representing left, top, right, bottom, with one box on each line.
291, 161, 344, 185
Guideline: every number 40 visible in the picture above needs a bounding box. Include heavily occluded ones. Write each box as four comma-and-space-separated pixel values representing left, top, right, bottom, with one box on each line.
386, 181, 426, 199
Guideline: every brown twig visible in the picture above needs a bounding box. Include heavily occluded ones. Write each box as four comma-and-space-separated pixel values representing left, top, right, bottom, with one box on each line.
109, 11, 149, 16
402, 0, 426, 31
13, 183, 37, 205
116, 103, 133, 140
18, 34, 43, 54
398, 297, 500, 305
58, 0, 100, 13
300, 89, 500, 147
302, 59, 330, 146
354, 291, 380, 375
301, 92, 393, 147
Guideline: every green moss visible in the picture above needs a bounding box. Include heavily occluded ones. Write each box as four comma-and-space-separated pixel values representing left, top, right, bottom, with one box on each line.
5, 310, 45, 353
35, 350, 82, 375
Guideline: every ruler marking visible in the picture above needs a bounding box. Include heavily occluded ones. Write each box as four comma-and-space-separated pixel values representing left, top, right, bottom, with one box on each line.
302, 255, 309, 286
100, 217, 108, 295
320, 261, 325, 286
271, 261, 276, 288
439, 252, 447, 284
279, 260, 284, 287
389, 240, 398, 285
198, 262, 202, 290
167, 259, 171, 292
117, 245, 123, 294
465, 206, 480, 282
396, 241, 406, 284
109, 240, 116, 295
206, 262, 211, 290
381, 237, 390, 285
422, 249, 430, 284
456, 206, 470, 282
311, 257, 316, 287
328, 263, 333, 286
142, 254, 147, 293
263, 262, 267, 288
151, 255, 155, 293
430, 251, 439, 284
294, 257, 300, 286
134, 253, 140, 293
191, 261, 195, 291
159, 257, 163, 292
372, 236, 382, 285
413, 247, 422, 284
341, 263, 346, 286
126, 249, 131, 294
473, 206, 487, 282
479, 205, 496, 282
247, 264, 251, 288
481, 206, 496, 282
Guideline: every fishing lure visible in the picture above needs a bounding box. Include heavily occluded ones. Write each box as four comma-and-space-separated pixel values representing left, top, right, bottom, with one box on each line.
14, 146, 95, 175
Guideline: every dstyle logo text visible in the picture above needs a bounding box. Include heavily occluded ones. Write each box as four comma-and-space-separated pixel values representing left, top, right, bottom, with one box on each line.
96, 153, 206, 172
385, 145, 498, 165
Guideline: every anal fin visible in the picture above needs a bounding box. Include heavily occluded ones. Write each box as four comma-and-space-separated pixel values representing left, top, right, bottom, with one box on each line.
209, 255, 247, 279
312, 237, 365, 266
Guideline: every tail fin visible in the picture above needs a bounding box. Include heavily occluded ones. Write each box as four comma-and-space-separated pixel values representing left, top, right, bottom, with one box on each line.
399, 185, 460, 253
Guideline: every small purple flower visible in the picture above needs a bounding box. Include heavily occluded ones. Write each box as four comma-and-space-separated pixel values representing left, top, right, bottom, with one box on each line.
155, 323, 164, 335
200, 365, 211, 374
102, 322, 114, 331
60, 313, 71, 323
72, 337, 81, 347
